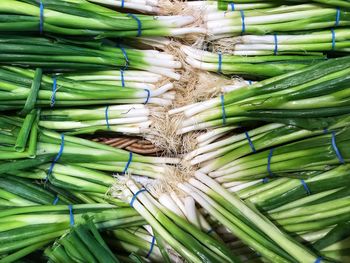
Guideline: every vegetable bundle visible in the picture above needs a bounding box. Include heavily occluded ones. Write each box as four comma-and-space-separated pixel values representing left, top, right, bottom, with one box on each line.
0, 36, 181, 79
182, 45, 325, 78
0, 0, 204, 37
174, 56, 350, 133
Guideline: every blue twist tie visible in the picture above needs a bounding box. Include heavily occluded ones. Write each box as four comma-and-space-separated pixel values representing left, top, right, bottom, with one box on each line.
51, 77, 57, 108
335, 8, 341, 27
300, 179, 311, 195
130, 188, 147, 207
218, 52, 222, 73
262, 178, 269, 184
244, 131, 256, 153
144, 89, 151, 104
119, 45, 129, 70
46, 133, 65, 182
53, 196, 59, 205
331, 131, 345, 164
122, 152, 133, 174
207, 228, 214, 234
315, 257, 322, 263
39, 1, 44, 34
230, 2, 235, 11
331, 29, 336, 50
127, 14, 142, 37
267, 148, 274, 176
146, 235, 156, 258
105, 106, 110, 129
273, 34, 278, 55
220, 94, 227, 125
248, 80, 252, 85
240, 10, 246, 34
68, 204, 75, 226
120, 69, 125, 87
121, 0, 125, 8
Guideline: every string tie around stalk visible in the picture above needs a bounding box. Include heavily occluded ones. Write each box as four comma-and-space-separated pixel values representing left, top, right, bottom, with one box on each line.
300, 179, 311, 195
105, 106, 111, 129
331, 131, 345, 164
122, 152, 133, 174
118, 45, 129, 70
267, 148, 275, 177
144, 89, 151, 104
51, 77, 57, 108
262, 178, 269, 184
331, 29, 336, 50
53, 196, 59, 205
120, 69, 125, 87
121, 0, 125, 8
248, 80, 252, 85
229, 2, 235, 11
146, 235, 156, 258
46, 133, 65, 182
240, 10, 246, 34
39, 1, 44, 34
68, 204, 75, 226
218, 52, 222, 73
315, 257, 322, 263
130, 188, 147, 207
220, 94, 227, 125
244, 131, 256, 153
273, 34, 278, 55
127, 14, 142, 37
335, 8, 341, 27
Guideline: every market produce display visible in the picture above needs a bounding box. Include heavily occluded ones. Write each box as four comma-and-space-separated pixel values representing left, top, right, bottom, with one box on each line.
1, 0, 350, 262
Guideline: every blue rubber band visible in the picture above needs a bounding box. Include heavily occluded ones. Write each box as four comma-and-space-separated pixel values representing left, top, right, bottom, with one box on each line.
105, 106, 110, 129
300, 179, 311, 195
122, 152, 133, 174
267, 148, 274, 176
119, 45, 129, 70
146, 235, 156, 258
121, 0, 125, 8
120, 69, 125, 87
130, 188, 147, 207
51, 77, 57, 108
53, 196, 59, 205
331, 131, 345, 164
323, 128, 328, 134
273, 34, 278, 55
315, 257, 322, 263
39, 1, 44, 34
248, 80, 252, 85
244, 131, 256, 153
335, 8, 341, 27
230, 2, 235, 11
331, 29, 336, 50
68, 204, 75, 226
46, 133, 65, 181
240, 10, 246, 34
220, 94, 227, 125
127, 13, 142, 37
218, 52, 222, 73
144, 89, 150, 104
262, 178, 269, 184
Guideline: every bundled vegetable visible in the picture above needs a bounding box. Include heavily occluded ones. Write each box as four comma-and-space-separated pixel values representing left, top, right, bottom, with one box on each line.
0, 36, 181, 79
212, 29, 350, 56
206, 3, 350, 39
181, 45, 325, 78
173, 56, 350, 134
0, 0, 204, 37
0, 204, 145, 262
